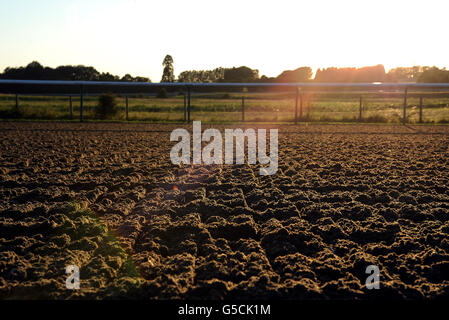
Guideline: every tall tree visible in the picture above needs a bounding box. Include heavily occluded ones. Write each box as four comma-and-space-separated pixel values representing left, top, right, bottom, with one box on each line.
161, 54, 175, 82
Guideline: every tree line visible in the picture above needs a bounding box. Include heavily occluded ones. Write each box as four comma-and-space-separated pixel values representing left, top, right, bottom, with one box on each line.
0, 61, 150, 82
1, 58, 449, 83
177, 64, 449, 83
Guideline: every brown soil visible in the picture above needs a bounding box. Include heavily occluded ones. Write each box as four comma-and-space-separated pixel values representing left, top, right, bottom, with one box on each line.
1, 122, 449, 299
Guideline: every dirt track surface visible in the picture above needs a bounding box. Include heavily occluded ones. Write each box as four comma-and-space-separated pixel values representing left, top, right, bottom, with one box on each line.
1, 122, 449, 299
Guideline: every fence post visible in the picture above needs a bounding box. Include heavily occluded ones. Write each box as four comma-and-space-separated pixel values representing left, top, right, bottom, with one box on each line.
419, 96, 423, 123
359, 96, 362, 122
79, 85, 84, 122
294, 87, 298, 124
183, 93, 187, 122
242, 96, 245, 122
15, 94, 19, 113
403, 87, 408, 124
299, 93, 303, 121
125, 96, 129, 121
187, 86, 191, 123
69, 96, 73, 119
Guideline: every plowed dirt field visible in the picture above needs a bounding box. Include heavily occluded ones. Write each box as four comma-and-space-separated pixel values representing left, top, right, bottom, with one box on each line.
1, 122, 449, 299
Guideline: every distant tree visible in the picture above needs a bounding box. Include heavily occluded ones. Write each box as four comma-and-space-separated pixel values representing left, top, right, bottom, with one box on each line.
134, 76, 151, 82
276, 67, 313, 82
0, 61, 45, 80
258, 75, 276, 83
25, 61, 45, 79
178, 71, 193, 82
387, 67, 410, 82
99, 72, 119, 81
121, 74, 134, 82
385, 65, 433, 83
386, 67, 425, 82
177, 66, 259, 83
0, 61, 146, 82
178, 67, 225, 83
417, 67, 449, 83
161, 55, 175, 82
223, 66, 259, 82
355, 65, 386, 82
120, 74, 150, 82
314, 65, 386, 82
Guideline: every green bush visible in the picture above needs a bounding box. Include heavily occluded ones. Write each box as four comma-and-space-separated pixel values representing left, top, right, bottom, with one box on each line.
96, 94, 117, 119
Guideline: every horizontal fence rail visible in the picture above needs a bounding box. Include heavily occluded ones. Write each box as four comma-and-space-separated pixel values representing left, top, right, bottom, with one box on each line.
2, 79, 449, 88
1, 80, 449, 123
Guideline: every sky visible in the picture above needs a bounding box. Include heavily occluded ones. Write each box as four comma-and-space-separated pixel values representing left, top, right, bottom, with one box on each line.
0, 0, 448, 81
